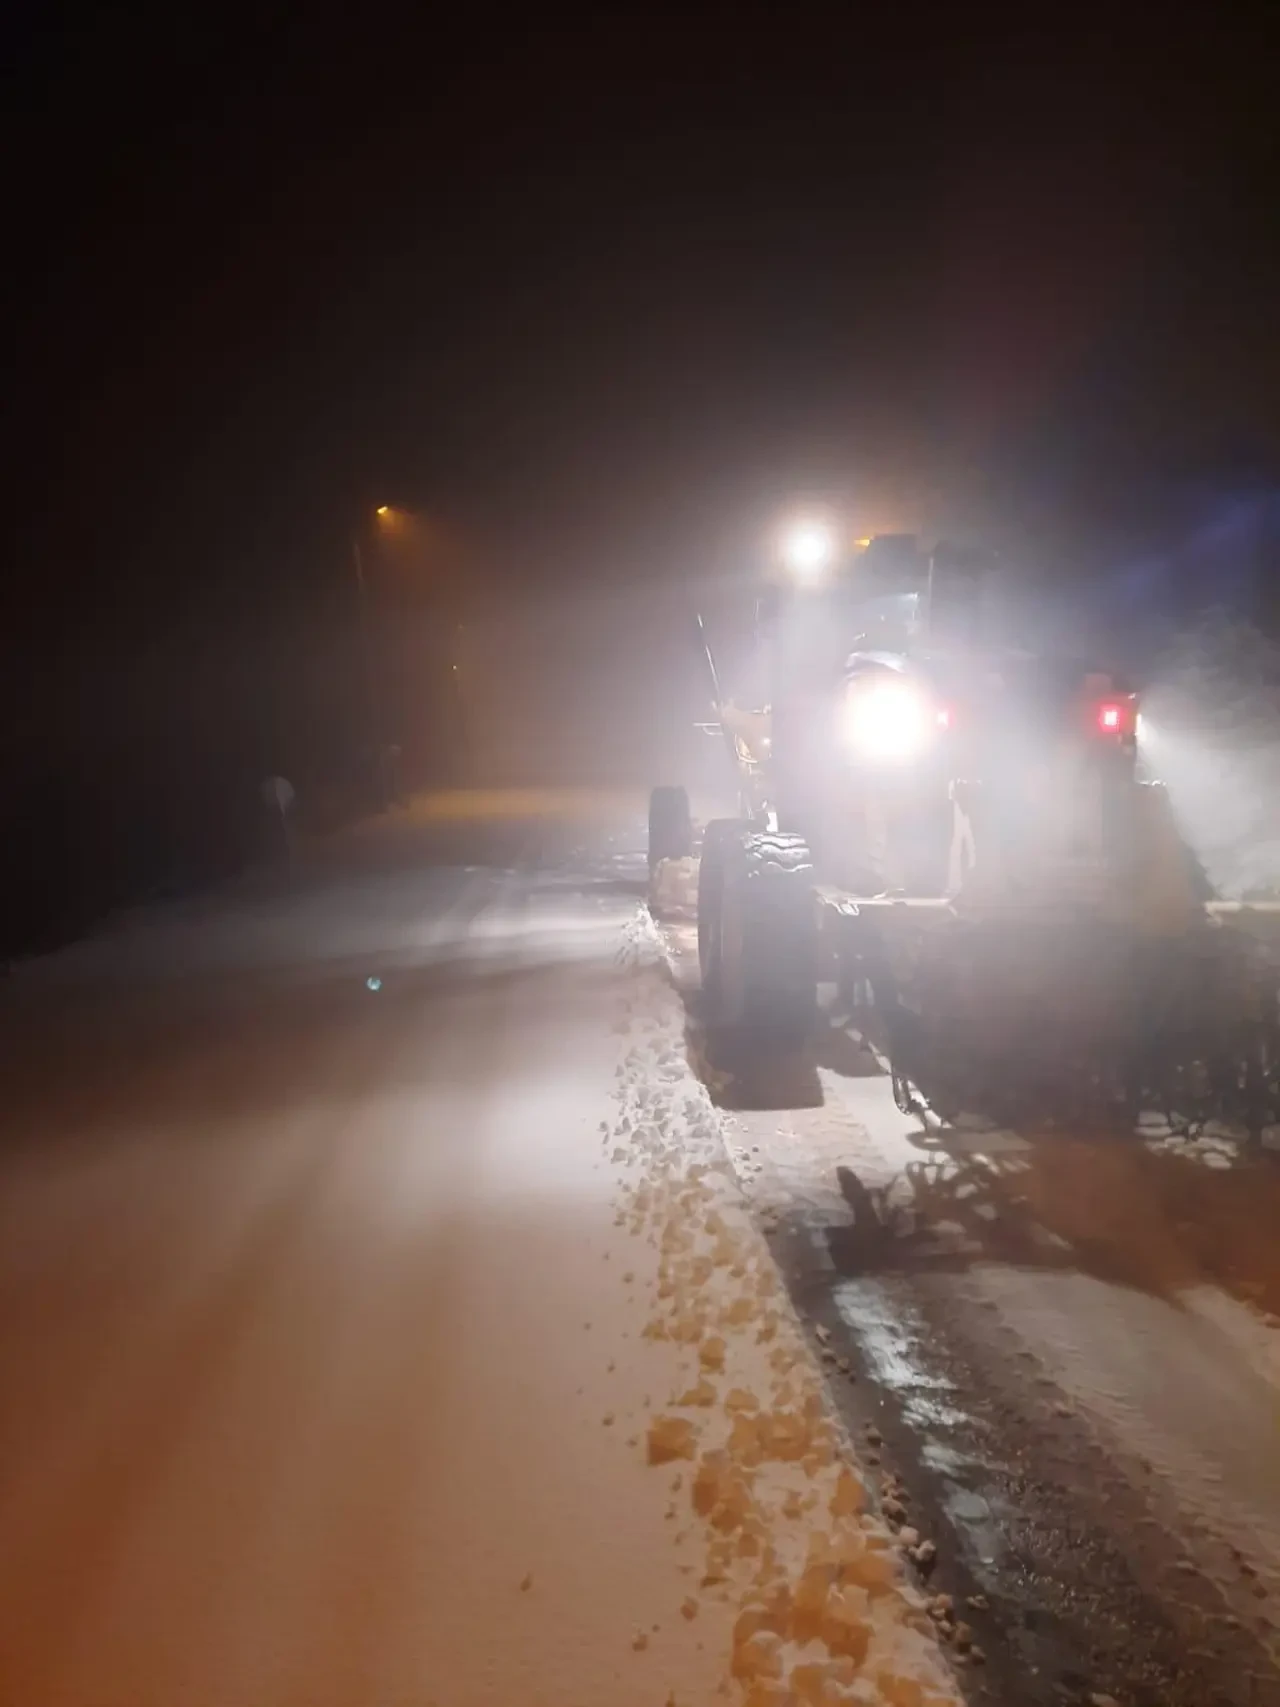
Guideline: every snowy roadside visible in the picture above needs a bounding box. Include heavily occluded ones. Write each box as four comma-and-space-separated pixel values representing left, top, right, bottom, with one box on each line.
645, 857, 1280, 1700
608, 908, 960, 1706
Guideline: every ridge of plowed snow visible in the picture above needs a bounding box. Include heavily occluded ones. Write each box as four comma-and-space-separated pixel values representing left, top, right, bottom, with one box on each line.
609, 912, 960, 1706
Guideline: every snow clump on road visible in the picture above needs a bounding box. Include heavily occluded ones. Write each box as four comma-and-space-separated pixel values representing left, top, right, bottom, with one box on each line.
607, 913, 959, 1706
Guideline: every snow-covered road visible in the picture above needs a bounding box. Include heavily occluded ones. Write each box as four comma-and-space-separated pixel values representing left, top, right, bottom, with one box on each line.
0, 803, 956, 1707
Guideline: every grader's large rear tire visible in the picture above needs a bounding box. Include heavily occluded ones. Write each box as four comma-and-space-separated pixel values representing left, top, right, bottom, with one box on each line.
697, 820, 748, 1002
648, 785, 693, 873
701, 826, 817, 1044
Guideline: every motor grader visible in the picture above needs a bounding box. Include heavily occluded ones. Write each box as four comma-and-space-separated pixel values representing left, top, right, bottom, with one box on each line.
649, 531, 1280, 1135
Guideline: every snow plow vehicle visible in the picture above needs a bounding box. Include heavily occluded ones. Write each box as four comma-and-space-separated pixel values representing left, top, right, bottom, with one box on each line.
651, 529, 1280, 1136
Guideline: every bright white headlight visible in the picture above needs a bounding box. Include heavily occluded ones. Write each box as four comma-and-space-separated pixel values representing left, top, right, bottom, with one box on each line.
842, 679, 932, 762
780, 518, 835, 583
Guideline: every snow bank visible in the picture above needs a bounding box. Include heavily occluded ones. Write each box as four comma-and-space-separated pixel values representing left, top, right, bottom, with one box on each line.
608, 913, 959, 1706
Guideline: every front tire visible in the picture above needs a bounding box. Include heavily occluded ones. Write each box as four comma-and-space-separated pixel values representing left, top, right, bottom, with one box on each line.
697, 819, 748, 1002
648, 785, 693, 873
707, 828, 818, 1044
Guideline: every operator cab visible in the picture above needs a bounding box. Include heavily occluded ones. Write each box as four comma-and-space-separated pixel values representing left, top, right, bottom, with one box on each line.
767, 533, 992, 684
854, 534, 990, 651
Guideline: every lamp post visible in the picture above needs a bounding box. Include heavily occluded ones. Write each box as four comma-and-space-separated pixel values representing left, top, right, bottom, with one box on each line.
357, 504, 473, 790
351, 520, 386, 805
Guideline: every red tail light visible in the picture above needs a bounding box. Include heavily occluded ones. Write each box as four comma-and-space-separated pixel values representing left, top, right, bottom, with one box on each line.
1096, 699, 1136, 736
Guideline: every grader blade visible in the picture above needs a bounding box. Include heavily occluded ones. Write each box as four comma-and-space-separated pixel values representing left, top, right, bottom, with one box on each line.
825, 774, 1280, 1138
839, 900, 1280, 1139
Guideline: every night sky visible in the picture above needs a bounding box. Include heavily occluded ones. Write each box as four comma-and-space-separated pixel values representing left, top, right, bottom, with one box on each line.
4, 12, 1279, 927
